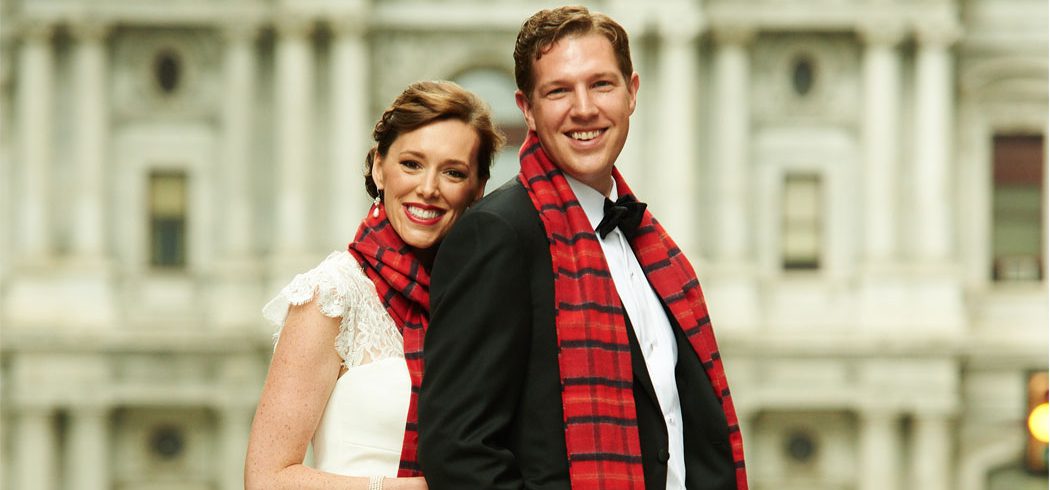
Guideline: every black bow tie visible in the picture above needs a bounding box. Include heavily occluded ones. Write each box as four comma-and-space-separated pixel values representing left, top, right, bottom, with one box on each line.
596, 195, 647, 239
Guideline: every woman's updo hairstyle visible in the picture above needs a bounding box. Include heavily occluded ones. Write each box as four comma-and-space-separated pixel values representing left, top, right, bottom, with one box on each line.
364, 80, 506, 199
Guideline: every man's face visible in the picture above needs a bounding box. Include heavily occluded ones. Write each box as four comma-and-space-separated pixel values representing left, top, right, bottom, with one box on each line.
515, 33, 639, 196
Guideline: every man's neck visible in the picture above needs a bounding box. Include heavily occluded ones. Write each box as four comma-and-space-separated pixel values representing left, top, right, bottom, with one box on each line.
563, 170, 614, 197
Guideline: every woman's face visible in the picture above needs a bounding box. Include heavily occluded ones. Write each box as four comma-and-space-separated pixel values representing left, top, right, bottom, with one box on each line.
372, 119, 486, 251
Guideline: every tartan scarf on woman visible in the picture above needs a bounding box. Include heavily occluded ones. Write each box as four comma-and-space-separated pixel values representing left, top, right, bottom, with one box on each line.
347, 205, 428, 476
517, 132, 748, 489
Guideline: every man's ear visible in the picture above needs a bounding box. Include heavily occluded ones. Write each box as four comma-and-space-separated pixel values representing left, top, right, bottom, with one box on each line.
627, 72, 640, 115
515, 90, 537, 131
371, 151, 385, 191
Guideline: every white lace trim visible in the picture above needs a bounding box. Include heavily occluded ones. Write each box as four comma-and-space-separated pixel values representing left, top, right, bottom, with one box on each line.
263, 251, 405, 369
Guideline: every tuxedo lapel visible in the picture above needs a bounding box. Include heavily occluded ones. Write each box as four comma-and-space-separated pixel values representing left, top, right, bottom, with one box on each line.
623, 313, 662, 413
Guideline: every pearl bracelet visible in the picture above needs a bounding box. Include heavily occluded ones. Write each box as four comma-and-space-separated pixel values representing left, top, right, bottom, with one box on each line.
368, 476, 384, 490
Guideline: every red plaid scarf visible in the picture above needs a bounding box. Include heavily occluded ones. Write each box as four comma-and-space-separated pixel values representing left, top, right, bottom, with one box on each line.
347, 205, 428, 476
517, 132, 748, 489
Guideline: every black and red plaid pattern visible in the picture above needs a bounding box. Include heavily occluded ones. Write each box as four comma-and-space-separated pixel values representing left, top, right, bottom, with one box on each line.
517, 132, 748, 489
347, 206, 428, 477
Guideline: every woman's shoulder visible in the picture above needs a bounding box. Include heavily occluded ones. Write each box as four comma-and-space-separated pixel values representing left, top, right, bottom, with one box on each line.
262, 250, 374, 326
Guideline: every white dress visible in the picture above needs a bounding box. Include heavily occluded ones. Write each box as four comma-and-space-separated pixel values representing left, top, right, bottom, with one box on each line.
263, 251, 411, 477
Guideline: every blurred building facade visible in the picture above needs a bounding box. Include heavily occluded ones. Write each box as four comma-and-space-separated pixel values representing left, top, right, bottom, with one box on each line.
0, 0, 1046, 489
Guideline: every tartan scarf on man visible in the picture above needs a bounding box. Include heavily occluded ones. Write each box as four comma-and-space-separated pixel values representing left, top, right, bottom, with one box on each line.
347, 205, 428, 476
517, 132, 748, 489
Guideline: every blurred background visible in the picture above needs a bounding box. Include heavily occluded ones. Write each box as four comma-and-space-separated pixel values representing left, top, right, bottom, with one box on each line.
0, 0, 1046, 489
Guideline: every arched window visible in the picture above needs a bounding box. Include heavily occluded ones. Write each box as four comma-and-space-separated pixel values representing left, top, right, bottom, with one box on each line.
454, 68, 527, 193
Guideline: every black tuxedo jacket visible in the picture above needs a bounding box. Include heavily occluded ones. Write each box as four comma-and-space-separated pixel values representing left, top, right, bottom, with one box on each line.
419, 180, 735, 489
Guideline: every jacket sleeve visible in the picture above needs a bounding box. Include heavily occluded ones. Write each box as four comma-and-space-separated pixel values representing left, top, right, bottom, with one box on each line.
419, 210, 531, 489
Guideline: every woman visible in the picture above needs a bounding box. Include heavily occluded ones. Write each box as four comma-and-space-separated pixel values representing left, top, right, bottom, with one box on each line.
245, 80, 504, 490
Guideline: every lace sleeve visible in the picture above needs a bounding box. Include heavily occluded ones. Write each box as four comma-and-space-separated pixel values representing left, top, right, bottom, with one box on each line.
262, 250, 404, 368
263, 251, 364, 365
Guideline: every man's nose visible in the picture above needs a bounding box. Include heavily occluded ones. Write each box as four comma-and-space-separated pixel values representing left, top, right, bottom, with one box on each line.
570, 87, 598, 118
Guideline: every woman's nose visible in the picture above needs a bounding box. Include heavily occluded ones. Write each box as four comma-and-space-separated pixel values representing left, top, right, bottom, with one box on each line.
418, 170, 440, 198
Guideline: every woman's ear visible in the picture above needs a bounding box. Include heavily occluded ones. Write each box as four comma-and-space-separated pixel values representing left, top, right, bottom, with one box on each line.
474, 178, 488, 202
371, 152, 385, 191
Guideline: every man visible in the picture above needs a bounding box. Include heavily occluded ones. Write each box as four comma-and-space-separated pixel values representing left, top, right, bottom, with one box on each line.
418, 6, 747, 490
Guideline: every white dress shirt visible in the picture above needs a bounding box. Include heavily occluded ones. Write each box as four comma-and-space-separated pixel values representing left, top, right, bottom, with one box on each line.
564, 175, 687, 490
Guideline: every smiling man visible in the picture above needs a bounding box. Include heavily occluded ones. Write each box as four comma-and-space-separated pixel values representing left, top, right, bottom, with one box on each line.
419, 6, 748, 490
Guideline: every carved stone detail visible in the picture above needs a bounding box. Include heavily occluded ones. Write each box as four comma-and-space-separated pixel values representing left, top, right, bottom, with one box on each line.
371, 30, 515, 113
69, 19, 112, 42
112, 28, 221, 121
915, 21, 962, 47
711, 23, 756, 46
751, 33, 861, 124
857, 18, 905, 47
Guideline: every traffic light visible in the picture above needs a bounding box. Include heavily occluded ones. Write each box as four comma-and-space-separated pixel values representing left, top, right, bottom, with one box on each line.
1025, 371, 1048, 473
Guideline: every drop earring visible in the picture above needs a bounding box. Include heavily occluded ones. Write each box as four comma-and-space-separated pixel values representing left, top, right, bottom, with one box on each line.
372, 195, 381, 218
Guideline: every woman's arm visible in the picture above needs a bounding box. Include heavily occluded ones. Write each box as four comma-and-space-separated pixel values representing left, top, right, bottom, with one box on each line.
244, 297, 426, 490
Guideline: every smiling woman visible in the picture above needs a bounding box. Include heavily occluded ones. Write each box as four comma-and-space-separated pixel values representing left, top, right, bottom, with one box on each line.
245, 80, 504, 490
371, 119, 484, 259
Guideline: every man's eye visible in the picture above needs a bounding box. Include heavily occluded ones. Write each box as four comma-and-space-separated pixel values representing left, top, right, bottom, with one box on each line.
546, 87, 568, 97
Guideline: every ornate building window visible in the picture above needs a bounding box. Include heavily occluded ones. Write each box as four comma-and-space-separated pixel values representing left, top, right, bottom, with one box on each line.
791, 56, 815, 97
153, 48, 182, 95
785, 429, 818, 464
149, 171, 188, 268
782, 173, 822, 270
992, 134, 1044, 281
149, 425, 185, 460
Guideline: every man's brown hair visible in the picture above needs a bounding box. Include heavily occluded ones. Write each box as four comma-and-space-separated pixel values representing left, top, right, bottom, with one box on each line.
513, 5, 634, 99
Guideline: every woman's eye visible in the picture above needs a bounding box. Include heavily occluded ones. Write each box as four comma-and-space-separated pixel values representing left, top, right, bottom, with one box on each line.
445, 169, 468, 179
400, 160, 422, 170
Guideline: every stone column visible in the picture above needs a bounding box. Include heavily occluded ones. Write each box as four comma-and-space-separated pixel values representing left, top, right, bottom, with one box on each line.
16, 22, 55, 262
273, 16, 316, 257
911, 24, 958, 263
69, 21, 111, 261
329, 12, 371, 245
859, 410, 901, 490
859, 22, 904, 264
65, 407, 110, 490
16, 408, 57, 490
219, 405, 254, 490
209, 21, 265, 329
222, 22, 260, 260
910, 412, 952, 490
655, 12, 702, 256
711, 25, 755, 264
